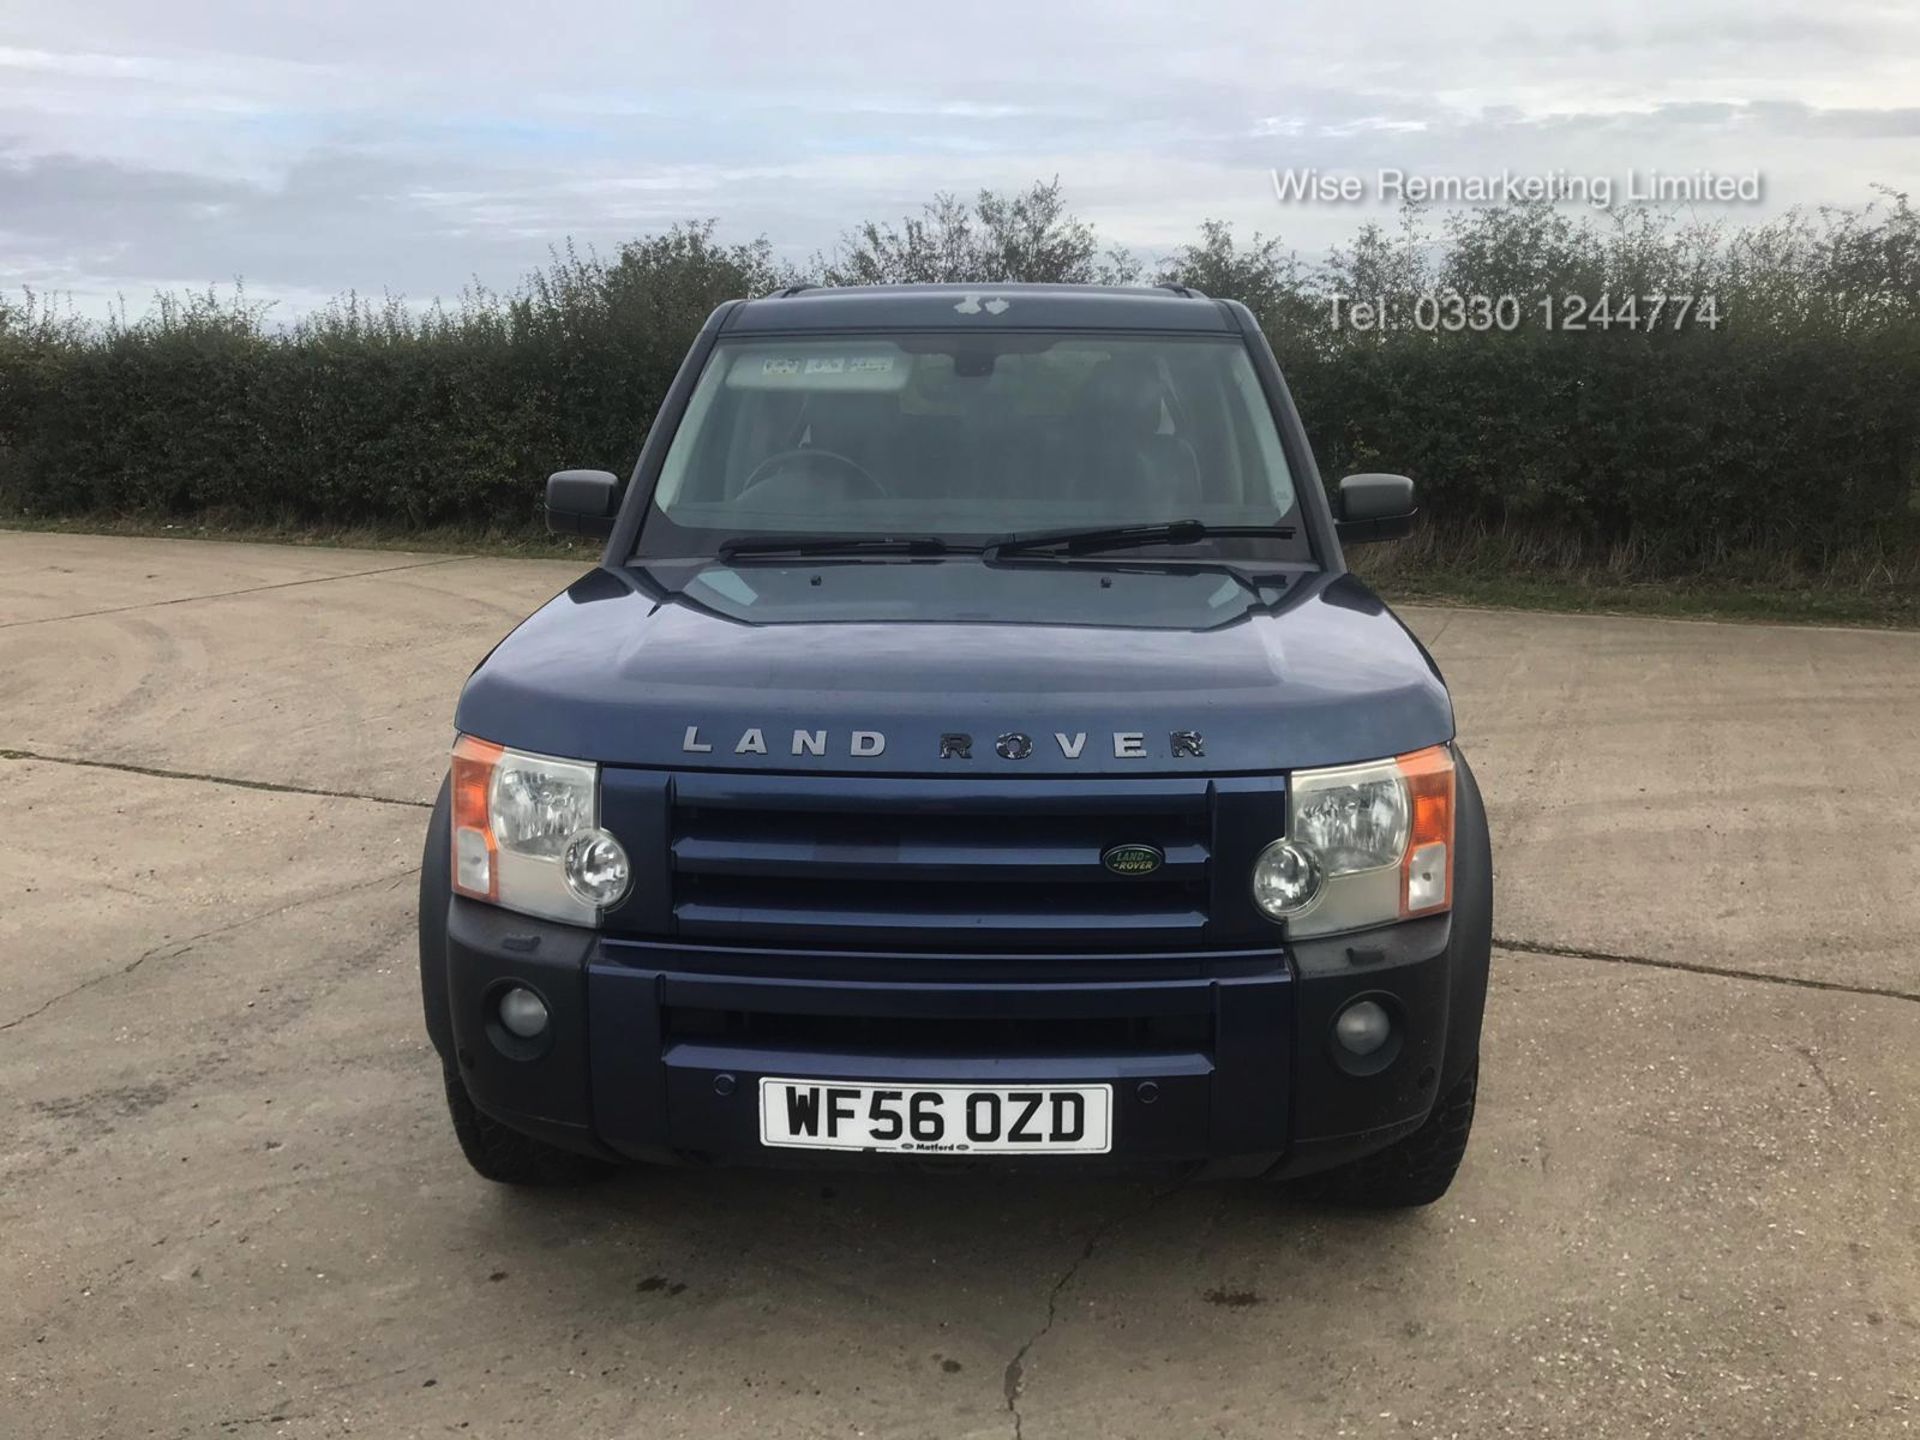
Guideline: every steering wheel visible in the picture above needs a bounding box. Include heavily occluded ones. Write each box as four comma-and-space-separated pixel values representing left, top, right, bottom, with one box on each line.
738, 447, 889, 502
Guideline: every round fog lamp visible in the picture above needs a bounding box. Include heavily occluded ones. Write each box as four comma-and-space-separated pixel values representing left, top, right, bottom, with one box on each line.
562, 828, 631, 908
1333, 999, 1392, 1057
1252, 839, 1322, 919
497, 986, 550, 1039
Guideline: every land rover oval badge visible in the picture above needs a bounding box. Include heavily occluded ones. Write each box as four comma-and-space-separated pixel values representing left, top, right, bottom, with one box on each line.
1102, 843, 1164, 876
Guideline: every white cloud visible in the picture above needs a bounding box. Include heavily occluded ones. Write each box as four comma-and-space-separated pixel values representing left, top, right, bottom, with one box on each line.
0, 0, 1915, 314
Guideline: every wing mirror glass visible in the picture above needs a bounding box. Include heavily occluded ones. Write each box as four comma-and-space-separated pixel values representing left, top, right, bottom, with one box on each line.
1335, 473, 1417, 545
545, 470, 620, 537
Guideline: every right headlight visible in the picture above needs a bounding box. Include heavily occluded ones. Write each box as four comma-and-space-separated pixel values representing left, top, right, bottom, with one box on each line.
1252, 745, 1454, 937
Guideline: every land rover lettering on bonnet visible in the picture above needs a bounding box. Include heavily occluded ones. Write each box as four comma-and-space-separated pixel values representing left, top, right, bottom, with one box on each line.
419, 282, 1493, 1208
679, 725, 1207, 760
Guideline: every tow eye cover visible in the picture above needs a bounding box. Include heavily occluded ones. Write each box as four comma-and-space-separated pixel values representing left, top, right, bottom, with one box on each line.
1102, 843, 1165, 877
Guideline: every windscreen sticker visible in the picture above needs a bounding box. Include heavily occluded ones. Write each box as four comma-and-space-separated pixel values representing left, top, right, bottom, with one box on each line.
729, 347, 909, 392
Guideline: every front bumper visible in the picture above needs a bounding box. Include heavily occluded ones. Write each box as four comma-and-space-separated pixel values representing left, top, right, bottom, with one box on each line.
433, 896, 1462, 1177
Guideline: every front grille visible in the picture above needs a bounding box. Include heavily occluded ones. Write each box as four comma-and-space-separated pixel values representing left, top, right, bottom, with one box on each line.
666, 773, 1214, 949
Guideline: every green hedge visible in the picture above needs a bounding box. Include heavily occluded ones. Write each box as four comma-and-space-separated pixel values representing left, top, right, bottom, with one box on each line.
0, 229, 779, 530
1282, 322, 1918, 566
2, 190, 1915, 575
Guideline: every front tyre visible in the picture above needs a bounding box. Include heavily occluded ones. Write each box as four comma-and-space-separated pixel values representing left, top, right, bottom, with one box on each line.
1300, 1061, 1478, 1208
441, 1063, 618, 1187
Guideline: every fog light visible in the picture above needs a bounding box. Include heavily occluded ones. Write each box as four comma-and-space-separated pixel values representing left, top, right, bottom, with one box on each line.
1333, 999, 1392, 1057
497, 986, 549, 1039
1252, 839, 1322, 920
563, 828, 631, 908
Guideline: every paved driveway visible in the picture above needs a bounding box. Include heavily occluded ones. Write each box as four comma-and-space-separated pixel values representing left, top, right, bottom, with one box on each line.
3, 531, 1916, 1438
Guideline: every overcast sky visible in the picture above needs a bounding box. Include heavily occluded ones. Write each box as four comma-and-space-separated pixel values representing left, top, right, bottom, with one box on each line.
3, 0, 1916, 316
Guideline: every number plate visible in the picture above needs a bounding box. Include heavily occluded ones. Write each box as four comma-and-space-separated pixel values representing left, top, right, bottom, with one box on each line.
758, 1079, 1113, 1155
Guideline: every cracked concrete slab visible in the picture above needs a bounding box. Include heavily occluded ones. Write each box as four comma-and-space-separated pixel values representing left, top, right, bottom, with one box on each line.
2, 531, 1918, 1438
0, 756, 424, 1030
1001, 1179, 1188, 1439
996, 953, 1919, 1440
1491, 933, 1920, 1007
0, 542, 584, 802
0, 746, 434, 812
0, 533, 461, 627
1415, 604, 1920, 996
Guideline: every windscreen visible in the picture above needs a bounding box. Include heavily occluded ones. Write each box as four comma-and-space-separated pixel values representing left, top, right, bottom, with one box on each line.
636, 331, 1304, 556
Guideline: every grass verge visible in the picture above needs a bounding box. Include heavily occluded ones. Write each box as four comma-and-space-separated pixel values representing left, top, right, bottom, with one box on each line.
1349, 520, 1920, 629
1365, 570, 1920, 628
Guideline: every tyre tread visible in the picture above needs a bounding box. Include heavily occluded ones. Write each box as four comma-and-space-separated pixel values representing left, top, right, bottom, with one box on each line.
442, 1065, 616, 1187
1301, 1062, 1478, 1208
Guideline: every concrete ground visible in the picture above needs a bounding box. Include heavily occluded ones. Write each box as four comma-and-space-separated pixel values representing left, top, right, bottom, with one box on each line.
2, 530, 1916, 1439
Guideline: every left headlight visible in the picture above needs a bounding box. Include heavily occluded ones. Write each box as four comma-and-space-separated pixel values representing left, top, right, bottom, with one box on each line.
1252, 745, 1454, 937
449, 735, 631, 925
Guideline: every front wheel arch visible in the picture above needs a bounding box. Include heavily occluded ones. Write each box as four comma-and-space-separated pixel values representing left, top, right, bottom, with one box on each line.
419, 775, 455, 1061
1441, 744, 1494, 1088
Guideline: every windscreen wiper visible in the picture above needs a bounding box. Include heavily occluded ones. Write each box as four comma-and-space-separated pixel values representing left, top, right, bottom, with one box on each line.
982, 519, 1297, 562
717, 534, 971, 560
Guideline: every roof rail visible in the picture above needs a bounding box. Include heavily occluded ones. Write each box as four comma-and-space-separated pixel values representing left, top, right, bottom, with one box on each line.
762, 283, 815, 299
1156, 283, 1208, 300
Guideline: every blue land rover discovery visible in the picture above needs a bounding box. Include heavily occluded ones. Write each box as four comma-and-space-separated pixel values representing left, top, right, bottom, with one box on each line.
418, 283, 1492, 1206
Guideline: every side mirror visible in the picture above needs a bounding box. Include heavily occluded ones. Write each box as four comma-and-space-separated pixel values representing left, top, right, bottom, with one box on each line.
1335, 473, 1417, 545
545, 469, 620, 537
